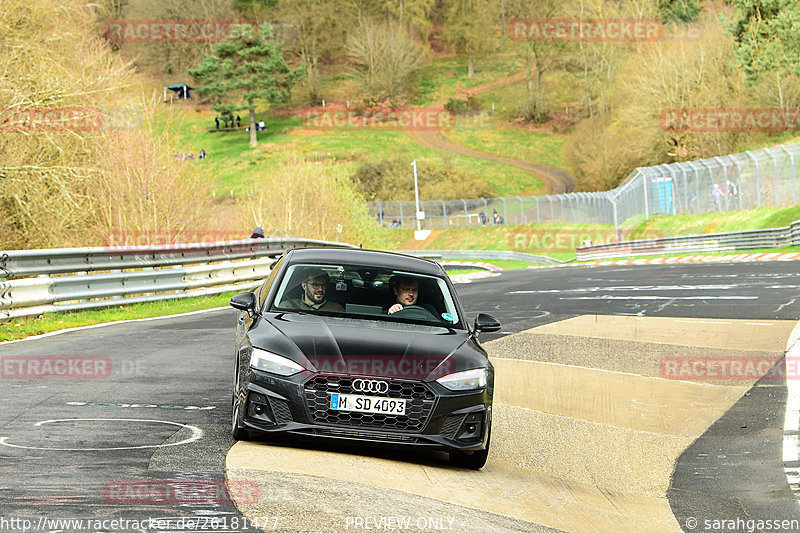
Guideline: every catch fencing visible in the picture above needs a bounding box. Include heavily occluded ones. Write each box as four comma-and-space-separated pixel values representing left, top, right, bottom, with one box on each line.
0, 239, 356, 321
368, 142, 800, 231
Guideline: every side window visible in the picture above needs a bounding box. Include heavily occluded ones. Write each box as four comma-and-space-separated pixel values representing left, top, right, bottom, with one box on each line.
257, 258, 284, 310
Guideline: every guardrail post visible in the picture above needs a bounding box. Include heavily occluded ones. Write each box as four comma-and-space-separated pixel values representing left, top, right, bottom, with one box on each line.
781, 145, 797, 205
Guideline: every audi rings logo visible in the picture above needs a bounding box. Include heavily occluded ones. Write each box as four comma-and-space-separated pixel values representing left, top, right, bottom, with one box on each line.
352, 379, 389, 394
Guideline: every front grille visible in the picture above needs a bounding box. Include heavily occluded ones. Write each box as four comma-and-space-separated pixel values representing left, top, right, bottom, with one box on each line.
304, 376, 435, 432
269, 397, 293, 424
440, 414, 466, 440
306, 427, 419, 443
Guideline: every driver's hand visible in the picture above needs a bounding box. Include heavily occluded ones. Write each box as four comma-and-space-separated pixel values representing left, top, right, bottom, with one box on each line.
388, 303, 403, 314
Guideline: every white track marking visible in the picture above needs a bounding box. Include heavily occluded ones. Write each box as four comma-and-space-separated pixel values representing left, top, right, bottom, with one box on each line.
0, 418, 203, 451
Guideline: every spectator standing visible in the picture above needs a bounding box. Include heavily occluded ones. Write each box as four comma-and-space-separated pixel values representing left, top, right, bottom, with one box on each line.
712, 184, 722, 211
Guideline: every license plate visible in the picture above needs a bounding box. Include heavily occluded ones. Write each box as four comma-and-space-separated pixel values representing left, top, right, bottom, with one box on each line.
329, 393, 406, 415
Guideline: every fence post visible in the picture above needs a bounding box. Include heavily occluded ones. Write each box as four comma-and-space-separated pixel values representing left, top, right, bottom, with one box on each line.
461, 199, 468, 226
516, 195, 525, 225
665, 164, 679, 214
729, 155, 744, 211
500, 197, 508, 225
642, 170, 650, 220
764, 147, 780, 207
440, 200, 448, 228
781, 145, 797, 205
746, 151, 761, 207
713, 157, 730, 211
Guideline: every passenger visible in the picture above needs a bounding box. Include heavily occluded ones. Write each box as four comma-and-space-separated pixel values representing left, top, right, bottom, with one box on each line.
285, 267, 343, 312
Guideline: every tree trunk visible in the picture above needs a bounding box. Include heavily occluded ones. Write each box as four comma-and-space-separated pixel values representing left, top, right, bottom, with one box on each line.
468, 55, 474, 78
249, 98, 257, 147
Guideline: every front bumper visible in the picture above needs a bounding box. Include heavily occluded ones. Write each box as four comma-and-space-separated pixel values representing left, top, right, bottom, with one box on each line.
238, 370, 492, 452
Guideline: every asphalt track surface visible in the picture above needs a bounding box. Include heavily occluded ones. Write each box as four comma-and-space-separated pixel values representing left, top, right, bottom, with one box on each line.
1, 261, 799, 532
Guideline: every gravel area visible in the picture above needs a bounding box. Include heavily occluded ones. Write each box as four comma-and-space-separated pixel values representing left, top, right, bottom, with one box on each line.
227, 469, 562, 533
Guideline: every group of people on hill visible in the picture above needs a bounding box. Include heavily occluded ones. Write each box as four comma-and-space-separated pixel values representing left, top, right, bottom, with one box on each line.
174, 149, 206, 161
215, 114, 241, 130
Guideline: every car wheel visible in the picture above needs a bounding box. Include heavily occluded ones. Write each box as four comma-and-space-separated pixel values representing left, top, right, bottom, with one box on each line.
231, 361, 249, 441
449, 427, 490, 470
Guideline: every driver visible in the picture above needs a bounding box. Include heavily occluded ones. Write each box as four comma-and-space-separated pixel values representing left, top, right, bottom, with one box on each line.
386, 276, 436, 316
286, 267, 344, 312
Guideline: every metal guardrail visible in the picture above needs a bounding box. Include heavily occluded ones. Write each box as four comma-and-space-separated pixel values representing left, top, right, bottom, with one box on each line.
0, 239, 358, 321
0, 238, 349, 279
576, 220, 800, 260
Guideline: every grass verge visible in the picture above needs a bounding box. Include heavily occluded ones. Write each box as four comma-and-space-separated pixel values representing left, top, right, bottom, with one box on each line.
1, 291, 239, 343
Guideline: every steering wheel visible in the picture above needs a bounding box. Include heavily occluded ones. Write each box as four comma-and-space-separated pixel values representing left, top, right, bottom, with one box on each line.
392, 305, 438, 321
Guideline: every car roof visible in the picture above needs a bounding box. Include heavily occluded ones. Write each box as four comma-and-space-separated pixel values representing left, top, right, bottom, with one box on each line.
285, 247, 444, 276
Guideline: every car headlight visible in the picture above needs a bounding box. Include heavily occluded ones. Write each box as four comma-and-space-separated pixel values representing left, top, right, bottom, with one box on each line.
436, 368, 487, 391
250, 348, 304, 376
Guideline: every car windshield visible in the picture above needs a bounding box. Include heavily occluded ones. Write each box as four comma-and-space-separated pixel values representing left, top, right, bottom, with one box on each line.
270, 263, 461, 327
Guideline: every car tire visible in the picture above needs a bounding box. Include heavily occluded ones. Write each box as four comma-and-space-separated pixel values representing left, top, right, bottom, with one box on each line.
449, 428, 490, 470
232, 361, 249, 441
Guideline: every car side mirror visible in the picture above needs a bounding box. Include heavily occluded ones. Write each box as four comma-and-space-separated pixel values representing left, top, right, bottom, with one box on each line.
473, 313, 501, 334
230, 291, 257, 316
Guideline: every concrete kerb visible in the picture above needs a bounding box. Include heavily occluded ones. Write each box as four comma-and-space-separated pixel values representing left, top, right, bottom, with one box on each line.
224, 315, 794, 532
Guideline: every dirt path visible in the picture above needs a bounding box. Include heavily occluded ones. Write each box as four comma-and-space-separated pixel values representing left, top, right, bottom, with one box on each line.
411, 71, 577, 194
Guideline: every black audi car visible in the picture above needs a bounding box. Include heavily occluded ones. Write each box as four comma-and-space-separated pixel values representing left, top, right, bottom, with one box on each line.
229, 247, 500, 469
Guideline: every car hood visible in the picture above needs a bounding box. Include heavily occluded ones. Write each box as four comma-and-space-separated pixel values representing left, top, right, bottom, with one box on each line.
252, 313, 488, 380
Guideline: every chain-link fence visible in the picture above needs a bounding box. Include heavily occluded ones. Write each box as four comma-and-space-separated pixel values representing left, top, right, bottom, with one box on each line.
368, 142, 800, 231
